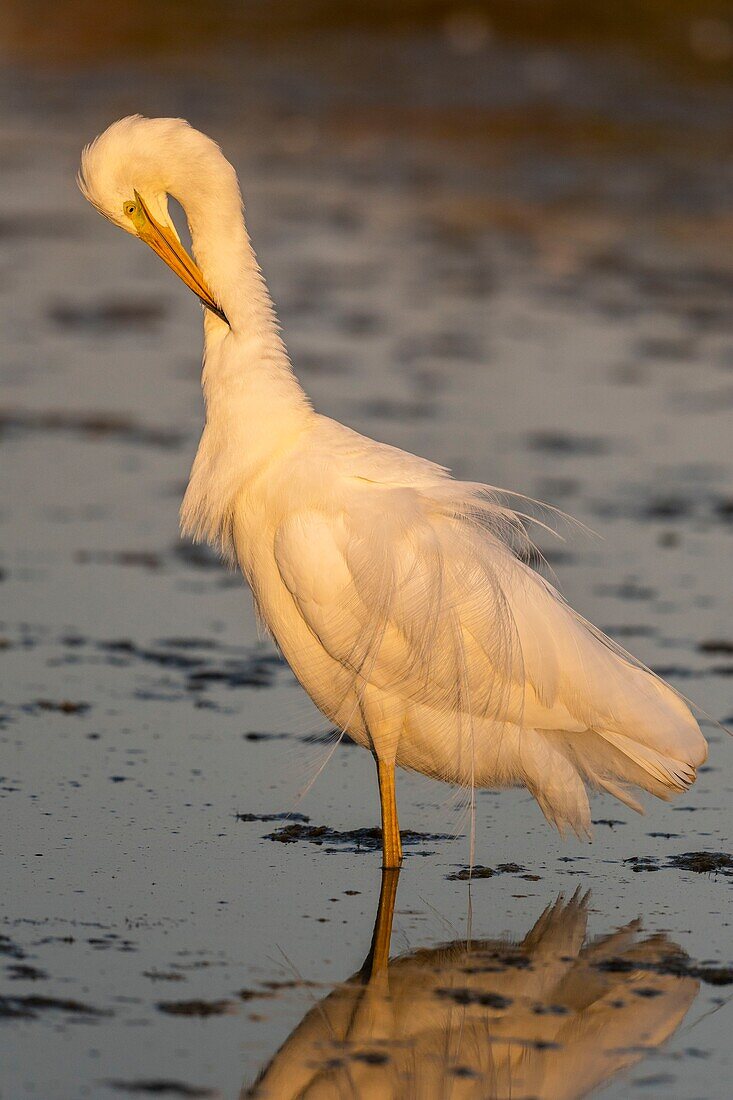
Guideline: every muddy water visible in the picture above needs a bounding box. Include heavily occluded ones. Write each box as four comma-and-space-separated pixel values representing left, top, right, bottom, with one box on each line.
1, 30, 732, 1099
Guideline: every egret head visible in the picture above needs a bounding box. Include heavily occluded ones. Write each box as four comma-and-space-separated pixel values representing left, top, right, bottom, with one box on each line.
79, 115, 228, 323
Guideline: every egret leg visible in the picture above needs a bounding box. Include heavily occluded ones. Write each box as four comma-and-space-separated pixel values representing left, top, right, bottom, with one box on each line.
376, 757, 403, 869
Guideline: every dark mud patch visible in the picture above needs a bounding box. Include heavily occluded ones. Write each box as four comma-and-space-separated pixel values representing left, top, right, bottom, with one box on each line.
528, 431, 609, 456
34, 699, 90, 715
6, 630, 282, 711
75, 550, 164, 571
594, 493, 733, 528
254, 979, 320, 994
106, 1080, 217, 1097
625, 851, 733, 877
6, 964, 48, 980
238, 988, 275, 1002
0, 935, 26, 960
596, 580, 656, 601
173, 543, 222, 570
265, 823, 452, 854
698, 639, 733, 656
625, 856, 661, 873
360, 398, 435, 421
155, 637, 221, 651
186, 656, 282, 691
156, 999, 236, 1017
715, 497, 733, 523
49, 299, 167, 332
447, 863, 540, 881
0, 627, 43, 652
236, 811, 309, 823
95, 638, 282, 692
242, 731, 290, 742
0, 408, 184, 449
97, 639, 203, 670
0, 994, 109, 1020
668, 852, 733, 875
642, 495, 693, 520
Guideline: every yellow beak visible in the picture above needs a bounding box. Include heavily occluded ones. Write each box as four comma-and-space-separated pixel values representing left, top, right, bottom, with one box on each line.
130, 191, 228, 325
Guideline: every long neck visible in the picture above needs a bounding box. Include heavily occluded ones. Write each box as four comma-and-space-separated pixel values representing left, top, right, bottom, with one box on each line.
173, 148, 313, 555
176, 153, 277, 339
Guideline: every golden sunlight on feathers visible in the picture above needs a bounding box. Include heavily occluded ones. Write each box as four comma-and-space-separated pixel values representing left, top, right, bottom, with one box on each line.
79, 115, 708, 868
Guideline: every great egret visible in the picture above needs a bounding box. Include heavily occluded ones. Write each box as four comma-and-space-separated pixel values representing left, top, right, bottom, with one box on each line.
246, 874, 699, 1098
79, 116, 707, 868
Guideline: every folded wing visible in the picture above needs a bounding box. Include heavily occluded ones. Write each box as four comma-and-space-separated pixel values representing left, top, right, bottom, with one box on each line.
273, 467, 707, 833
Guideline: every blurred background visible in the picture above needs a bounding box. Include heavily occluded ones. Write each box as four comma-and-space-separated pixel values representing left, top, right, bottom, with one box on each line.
1, 4, 732, 1099
4, 0, 733, 76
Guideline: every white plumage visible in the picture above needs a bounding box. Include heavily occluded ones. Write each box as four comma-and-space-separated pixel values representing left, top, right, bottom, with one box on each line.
79, 116, 707, 863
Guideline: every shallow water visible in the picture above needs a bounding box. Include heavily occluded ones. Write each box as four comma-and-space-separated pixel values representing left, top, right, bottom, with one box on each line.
1, 29, 732, 1099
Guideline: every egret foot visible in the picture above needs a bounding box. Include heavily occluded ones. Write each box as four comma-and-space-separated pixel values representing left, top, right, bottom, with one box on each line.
376, 757, 403, 868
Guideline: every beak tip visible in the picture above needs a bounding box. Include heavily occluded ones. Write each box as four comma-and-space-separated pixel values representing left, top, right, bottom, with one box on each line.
136, 192, 229, 327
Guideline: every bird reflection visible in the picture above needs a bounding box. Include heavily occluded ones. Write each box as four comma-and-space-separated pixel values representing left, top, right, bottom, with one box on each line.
245, 872, 698, 1099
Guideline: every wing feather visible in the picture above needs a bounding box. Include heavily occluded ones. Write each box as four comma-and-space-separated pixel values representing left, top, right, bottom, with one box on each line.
269, 437, 706, 832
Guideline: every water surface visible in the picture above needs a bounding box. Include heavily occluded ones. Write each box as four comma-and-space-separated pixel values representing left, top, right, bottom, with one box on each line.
1, 28, 731, 1098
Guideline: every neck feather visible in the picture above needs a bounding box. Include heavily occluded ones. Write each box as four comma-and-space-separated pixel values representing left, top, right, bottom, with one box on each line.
172, 142, 313, 557
168, 148, 275, 339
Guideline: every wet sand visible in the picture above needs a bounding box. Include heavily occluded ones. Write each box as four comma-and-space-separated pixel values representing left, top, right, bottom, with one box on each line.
1, 27, 732, 1099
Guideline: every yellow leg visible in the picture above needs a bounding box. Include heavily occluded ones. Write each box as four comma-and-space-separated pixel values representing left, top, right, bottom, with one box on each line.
376, 757, 403, 869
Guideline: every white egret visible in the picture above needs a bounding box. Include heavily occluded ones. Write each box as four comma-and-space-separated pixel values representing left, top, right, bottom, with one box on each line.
79, 116, 707, 868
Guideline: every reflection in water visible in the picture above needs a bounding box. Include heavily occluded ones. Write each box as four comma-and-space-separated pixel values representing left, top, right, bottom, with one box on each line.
246, 873, 698, 1098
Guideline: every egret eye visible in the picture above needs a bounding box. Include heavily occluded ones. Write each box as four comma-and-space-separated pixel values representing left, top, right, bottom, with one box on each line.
123, 200, 137, 218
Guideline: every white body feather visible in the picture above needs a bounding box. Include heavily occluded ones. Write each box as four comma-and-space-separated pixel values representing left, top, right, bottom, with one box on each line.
80, 117, 708, 839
